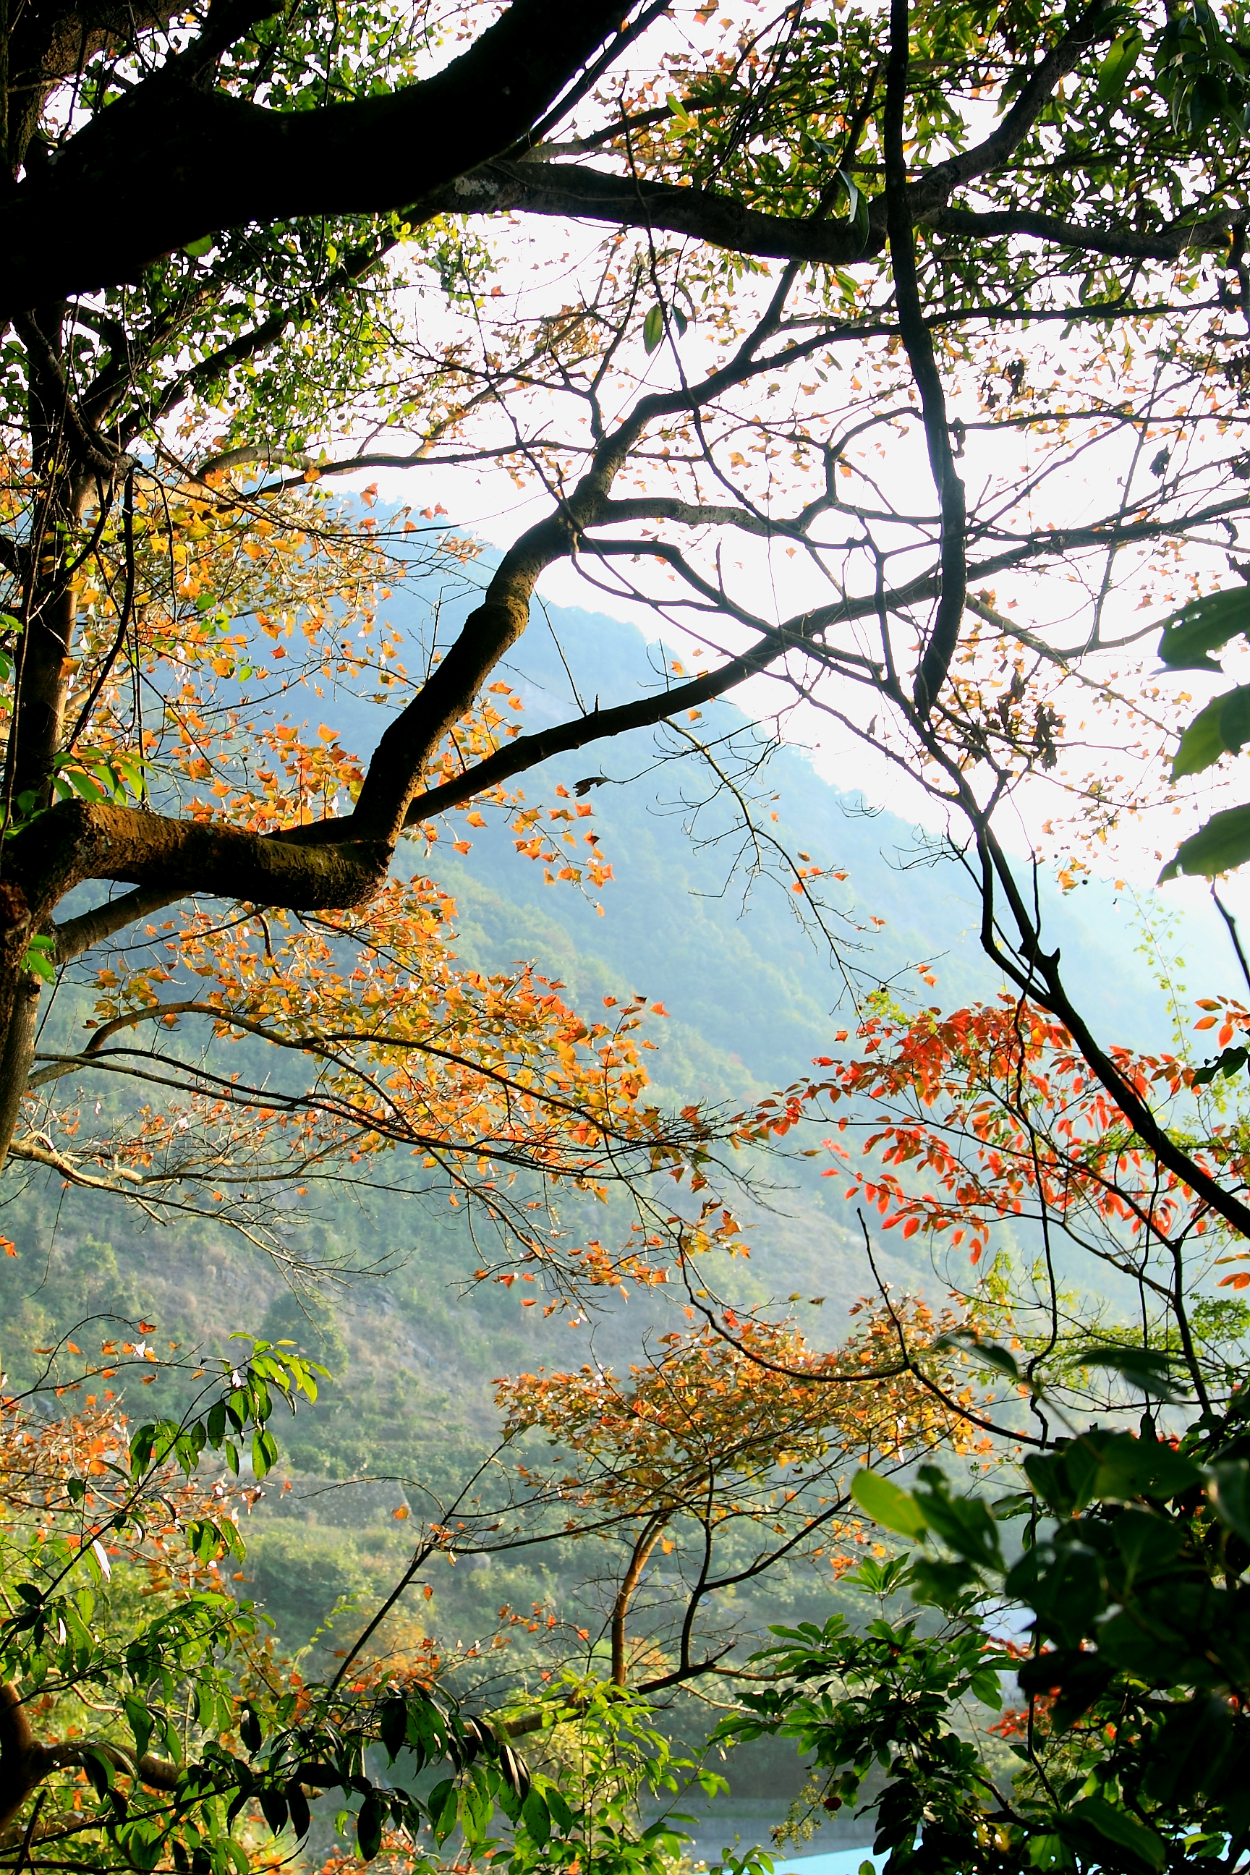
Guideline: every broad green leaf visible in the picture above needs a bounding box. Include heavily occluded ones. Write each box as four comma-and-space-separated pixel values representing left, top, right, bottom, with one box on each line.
643, 305, 664, 352
851, 1468, 927, 1538
356, 1793, 383, 1861
1192, 1042, 1249, 1085
937, 1331, 1019, 1381
183, 235, 214, 259
1083, 1346, 1180, 1401
547, 1786, 574, 1834
259, 1788, 289, 1838
124, 1691, 153, 1761
909, 1554, 980, 1605
1088, 1430, 1201, 1501
1097, 28, 1145, 100
1159, 801, 1250, 880
1208, 1457, 1250, 1542
991, 1491, 1035, 1519
1070, 1796, 1166, 1869
22, 935, 56, 982
431, 1780, 458, 1846
65, 766, 108, 804
1171, 682, 1250, 777
521, 1789, 551, 1846
1145, 1697, 1235, 1804
967, 1666, 1004, 1709
913, 1471, 1003, 1568
1158, 585, 1250, 671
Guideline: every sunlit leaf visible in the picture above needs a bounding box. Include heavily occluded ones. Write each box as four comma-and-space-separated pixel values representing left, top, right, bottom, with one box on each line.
851, 1468, 927, 1538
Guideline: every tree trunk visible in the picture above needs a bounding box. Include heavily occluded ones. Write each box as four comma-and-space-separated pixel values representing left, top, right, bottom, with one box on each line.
611, 1516, 666, 1687
0, 303, 96, 1165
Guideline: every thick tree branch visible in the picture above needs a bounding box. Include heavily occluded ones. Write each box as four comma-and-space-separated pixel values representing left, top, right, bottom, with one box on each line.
1, 0, 650, 313
931, 203, 1248, 261
907, 0, 1114, 217
54, 884, 179, 964
0, 1684, 178, 1837
414, 157, 889, 266
7, 800, 387, 916
885, 0, 964, 718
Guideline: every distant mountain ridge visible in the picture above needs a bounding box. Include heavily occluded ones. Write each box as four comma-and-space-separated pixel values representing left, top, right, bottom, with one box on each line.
0, 555, 1235, 1697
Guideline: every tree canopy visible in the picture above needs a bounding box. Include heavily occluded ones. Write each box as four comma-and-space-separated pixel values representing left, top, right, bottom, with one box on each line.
6, 6, 1250, 1871
4, 0, 1250, 1239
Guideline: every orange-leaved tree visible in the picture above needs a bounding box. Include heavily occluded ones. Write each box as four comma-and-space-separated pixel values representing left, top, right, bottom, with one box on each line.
731, 989, 1250, 1431
6, 478, 727, 1277
493, 1298, 993, 1692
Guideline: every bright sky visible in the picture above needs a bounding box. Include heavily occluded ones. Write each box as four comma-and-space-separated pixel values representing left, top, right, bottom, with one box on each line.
324, 0, 1250, 955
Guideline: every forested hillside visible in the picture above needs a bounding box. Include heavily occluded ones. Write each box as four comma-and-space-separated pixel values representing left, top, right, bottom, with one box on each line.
0, 573, 1226, 1689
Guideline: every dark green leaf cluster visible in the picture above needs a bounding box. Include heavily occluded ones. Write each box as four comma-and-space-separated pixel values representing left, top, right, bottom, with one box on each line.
1156, 586, 1250, 881
714, 1376, 1250, 1875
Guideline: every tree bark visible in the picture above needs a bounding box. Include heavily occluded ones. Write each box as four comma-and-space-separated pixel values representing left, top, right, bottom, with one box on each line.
0, 0, 645, 315
611, 1515, 666, 1686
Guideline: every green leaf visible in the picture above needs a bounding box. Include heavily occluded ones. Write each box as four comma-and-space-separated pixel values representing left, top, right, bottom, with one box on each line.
990, 1491, 1035, 1520
64, 766, 108, 804
259, 1789, 288, 1838
1208, 1457, 1250, 1542
1070, 1796, 1165, 1869
22, 934, 56, 982
286, 1783, 311, 1841
851, 1468, 927, 1538
521, 1789, 551, 1846
183, 235, 214, 259
239, 1702, 263, 1753
1088, 1430, 1201, 1501
643, 305, 665, 352
1146, 1697, 1234, 1804
1171, 682, 1250, 778
252, 1427, 278, 1478
1157, 585, 1250, 671
913, 1469, 1003, 1568
909, 1552, 982, 1607
1192, 1043, 1249, 1085
937, 1330, 1019, 1381
837, 167, 860, 222
1083, 1346, 1180, 1401
431, 1780, 459, 1846
1159, 801, 1250, 880
356, 1794, 383, 1861
968, 1666, 1004, 1709
125, 1692, 153, 1762
1097, 28, 1145, 100
547, 1787, 574, 1834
